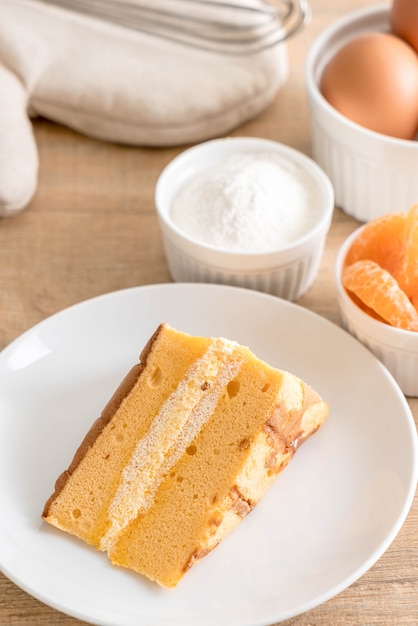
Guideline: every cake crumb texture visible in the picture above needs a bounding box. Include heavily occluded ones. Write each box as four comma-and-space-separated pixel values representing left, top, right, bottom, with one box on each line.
42, 323, 329, 587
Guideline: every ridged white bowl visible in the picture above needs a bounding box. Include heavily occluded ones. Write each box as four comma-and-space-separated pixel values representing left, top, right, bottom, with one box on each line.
335, 227, 418, 396
155, 137, 334, 301
305, 4, 418, 223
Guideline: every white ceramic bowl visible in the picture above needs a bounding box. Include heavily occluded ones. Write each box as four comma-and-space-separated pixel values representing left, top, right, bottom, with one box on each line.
335, 227, 418, 396
305, 4, 418, 223
155, 137, 334, 300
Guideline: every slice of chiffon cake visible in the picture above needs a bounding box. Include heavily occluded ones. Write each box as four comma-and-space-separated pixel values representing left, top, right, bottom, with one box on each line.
42, 323, 329, 588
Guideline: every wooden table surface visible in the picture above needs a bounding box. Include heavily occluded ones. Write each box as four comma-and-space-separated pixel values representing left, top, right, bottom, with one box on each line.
1, 1, 417, 624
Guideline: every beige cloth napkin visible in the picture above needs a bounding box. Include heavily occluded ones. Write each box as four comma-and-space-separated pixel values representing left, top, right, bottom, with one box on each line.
0, 0, 288, 216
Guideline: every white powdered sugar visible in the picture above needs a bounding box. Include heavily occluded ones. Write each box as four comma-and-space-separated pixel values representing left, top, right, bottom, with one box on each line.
170, 151, 320, 252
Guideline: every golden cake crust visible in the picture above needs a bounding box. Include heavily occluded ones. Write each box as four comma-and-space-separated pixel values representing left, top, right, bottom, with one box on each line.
42, 325, 163, 519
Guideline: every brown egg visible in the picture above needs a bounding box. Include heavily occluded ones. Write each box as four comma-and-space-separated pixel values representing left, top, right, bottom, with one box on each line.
320, 32, 418, 140
390, 0, 418, 53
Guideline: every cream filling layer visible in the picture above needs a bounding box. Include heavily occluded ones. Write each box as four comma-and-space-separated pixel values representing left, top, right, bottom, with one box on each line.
100, 338, 244, 552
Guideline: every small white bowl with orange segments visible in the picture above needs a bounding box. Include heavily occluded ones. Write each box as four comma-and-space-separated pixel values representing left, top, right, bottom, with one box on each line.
335, 204, 418, 396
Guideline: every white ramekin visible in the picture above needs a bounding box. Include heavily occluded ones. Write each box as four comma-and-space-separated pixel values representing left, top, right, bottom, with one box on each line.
305, 4, 418, 223
155, 137, 334, 301
335, 227, 418, 396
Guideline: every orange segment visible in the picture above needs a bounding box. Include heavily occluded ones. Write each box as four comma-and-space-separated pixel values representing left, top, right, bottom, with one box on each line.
342, 259, 418, 331
348, 291, 387, 322
393, 203, 418, 297
344, 212, 407, 274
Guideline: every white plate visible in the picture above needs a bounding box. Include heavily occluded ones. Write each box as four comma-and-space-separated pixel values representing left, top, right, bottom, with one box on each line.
0, 283, 417, 626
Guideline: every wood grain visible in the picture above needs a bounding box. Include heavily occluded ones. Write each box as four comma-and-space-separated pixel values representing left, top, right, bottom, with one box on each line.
1, 1, 417, 624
